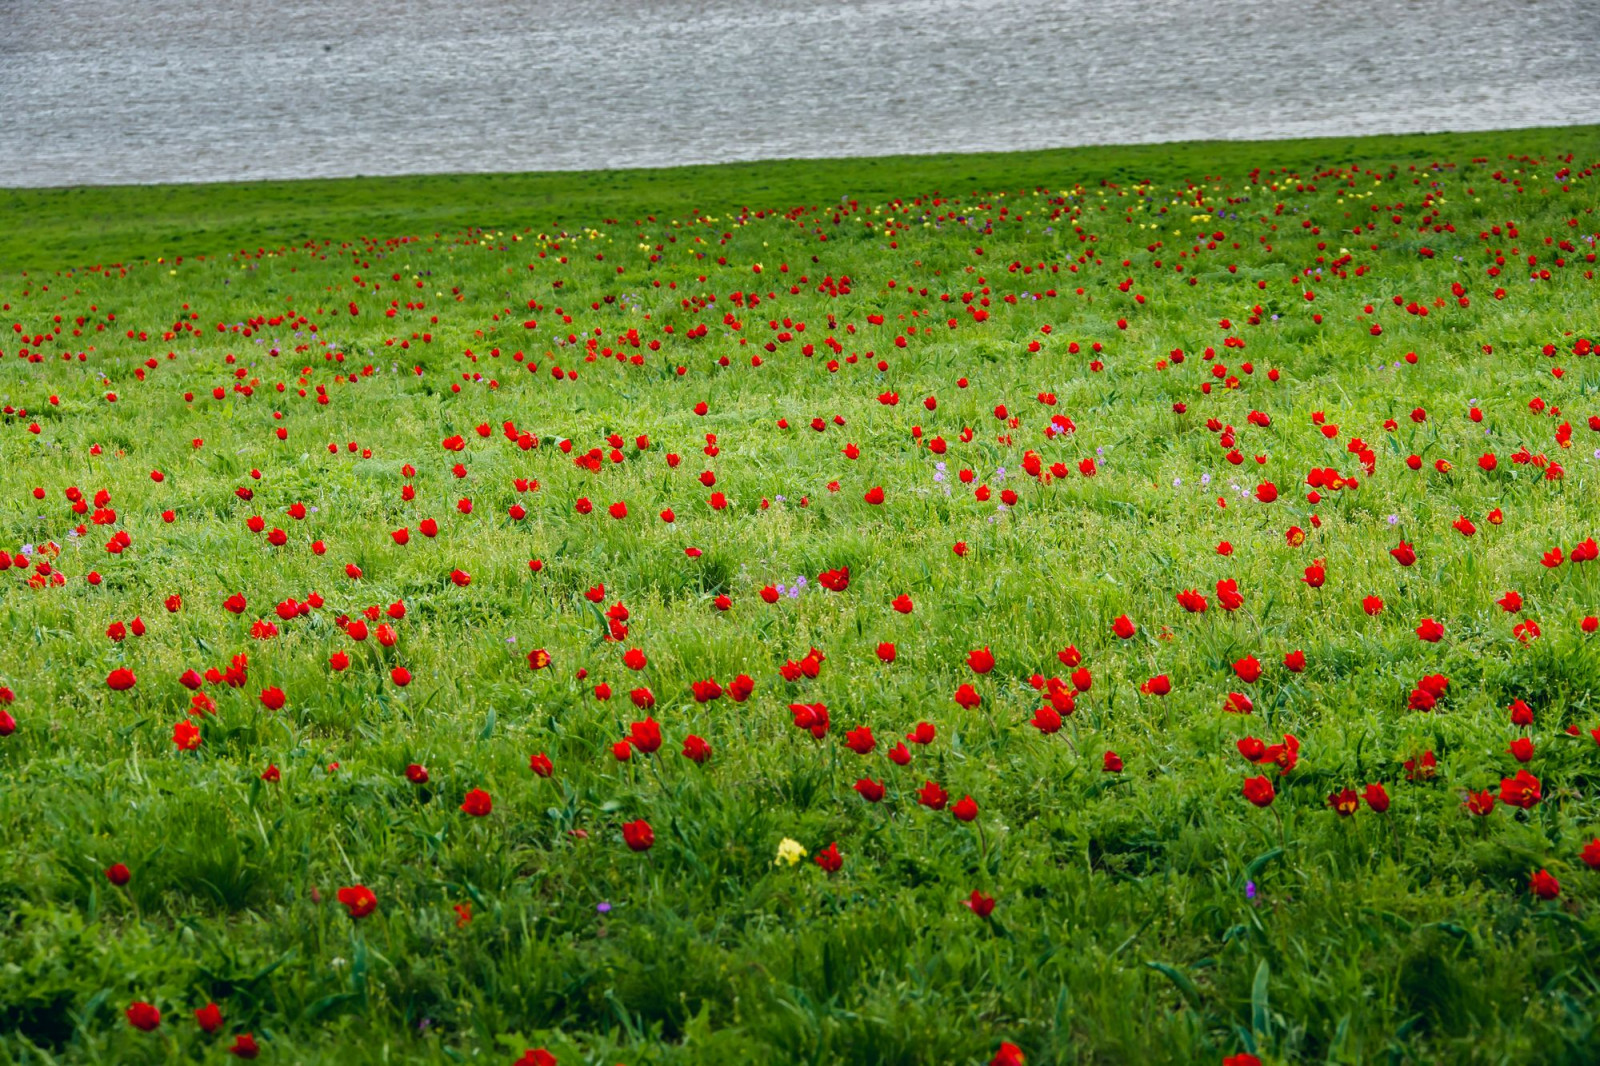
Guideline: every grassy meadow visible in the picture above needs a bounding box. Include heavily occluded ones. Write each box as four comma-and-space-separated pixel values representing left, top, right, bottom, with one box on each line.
2, 125, 1600, 1065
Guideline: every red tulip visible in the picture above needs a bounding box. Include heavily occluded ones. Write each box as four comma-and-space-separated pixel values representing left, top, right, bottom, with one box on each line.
195, 1003, 223, 1034
622, 819, 654, 851
1242, 775, 1276, 807
126, 1002, 161, 1031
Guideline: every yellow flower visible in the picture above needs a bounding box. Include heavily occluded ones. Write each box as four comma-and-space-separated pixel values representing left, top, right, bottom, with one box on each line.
774, 838, 807, 867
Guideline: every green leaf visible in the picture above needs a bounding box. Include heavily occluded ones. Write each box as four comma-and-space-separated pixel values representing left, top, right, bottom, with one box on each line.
1245, 847, 1284, 881
1250, 958, 1271, 1041
1146, 961, 1203, 1012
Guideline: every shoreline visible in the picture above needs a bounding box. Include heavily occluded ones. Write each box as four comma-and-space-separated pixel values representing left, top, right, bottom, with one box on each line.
4, 123, 1598, 272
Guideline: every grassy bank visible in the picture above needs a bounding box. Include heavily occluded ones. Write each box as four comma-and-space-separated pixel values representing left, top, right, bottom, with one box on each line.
4, 125, 1598, 272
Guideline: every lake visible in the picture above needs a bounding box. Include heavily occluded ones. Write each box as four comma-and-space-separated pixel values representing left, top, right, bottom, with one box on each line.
2, 0, 1597, 187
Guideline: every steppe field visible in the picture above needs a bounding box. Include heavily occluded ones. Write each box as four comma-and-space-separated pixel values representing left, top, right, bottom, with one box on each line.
3, 126, 1600, 1065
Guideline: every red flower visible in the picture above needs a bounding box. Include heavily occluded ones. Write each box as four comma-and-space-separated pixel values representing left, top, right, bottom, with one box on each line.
863, 486, 885, 505
405, 763, 429, 784
1215, 579, 1243, 611
814, 842, 843, 873
991, 1043, 1025, 1066
1102, 751, 1123, 773
337, 884, 377, 919
964, 889, 996, 918
1282, 650, 1306, 673
1242, 775, 1276, 807
107, 667, 137, 691
876, 642, 897, 662
1465, 790, 1496, 816
195, 1003, 223, 1034
629, 717, 662, 754
1223, 1056, 1263, 1066
1363, 783, 1390, 813
390, 667, 412, 687
966, 646, 995, 674
1328, 788, 1360, 816
1031, 706, 1062, 734
1500, 770, 1541, 808
1140, 674, 1171, 696
952, 795, 979, 821
259, 686, 286, 710
891, 593, 914, 613
173, 720, 202, 750
512, 1051, 557, 1066
1302, 562, 1326, 588
907, 721, 936, 745
460, 788, 492, 816
844, 725, 876, 754
621, 819, 654, 851
1233, 655, 1261, 683
1529, 869, 1560, 900
1415, 618, 1444, 642
1111, 614, 1136, 639
105, 862, 131, 886
854, 778, 885, 802
917, 780, 948, 810
1507, 737, 1534, 763
1390, 541, 1416, 567
682, 734, 711, 764
529, 752, 554, 778
953, 683, 982, 709
1582, 839, 1600, 869
126, 1002, 161, 1031
818, 566, 850, 591
228, 1033, 261, 1059
1254, 482, 1278, 503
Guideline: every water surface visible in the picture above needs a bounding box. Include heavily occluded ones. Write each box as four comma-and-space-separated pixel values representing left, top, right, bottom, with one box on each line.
2, 0, 1597, 187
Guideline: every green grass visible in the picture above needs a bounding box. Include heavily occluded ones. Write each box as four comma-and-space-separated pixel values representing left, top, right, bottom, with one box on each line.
1, 126, 1599, 1065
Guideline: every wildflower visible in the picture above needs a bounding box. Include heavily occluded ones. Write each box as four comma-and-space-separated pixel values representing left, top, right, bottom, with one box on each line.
337, 885, 377, 919
621, 819, 654, 851
1242, 776, 1276, 807
126, 1002, 161, 1031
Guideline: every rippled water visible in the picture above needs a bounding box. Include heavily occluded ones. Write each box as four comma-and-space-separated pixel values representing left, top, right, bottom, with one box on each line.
2, 0, 1597, 187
